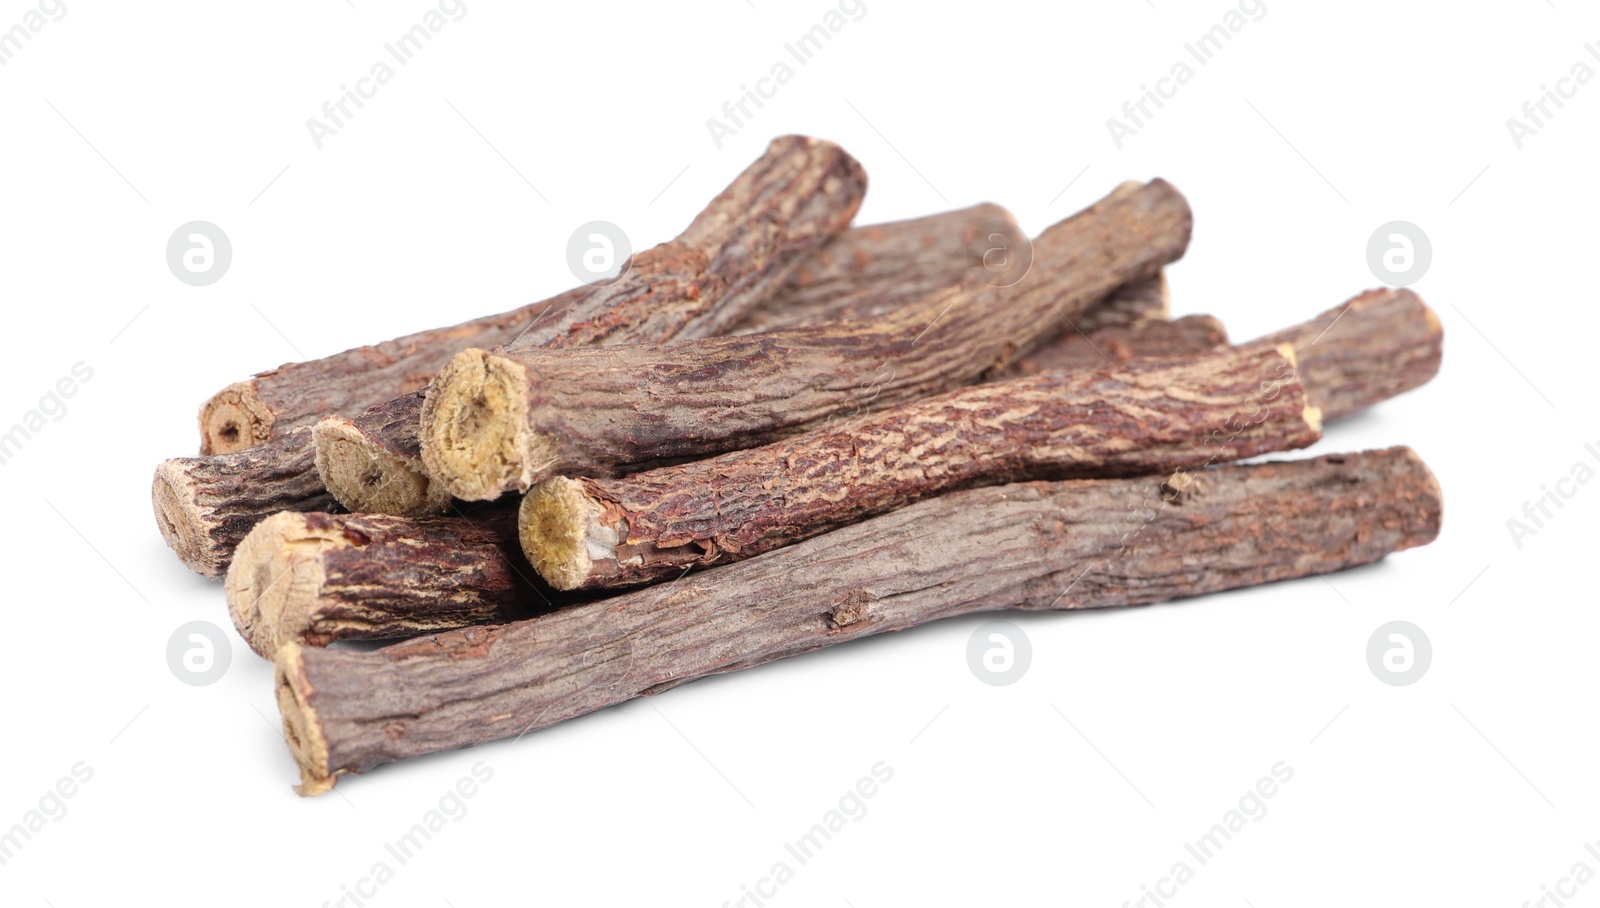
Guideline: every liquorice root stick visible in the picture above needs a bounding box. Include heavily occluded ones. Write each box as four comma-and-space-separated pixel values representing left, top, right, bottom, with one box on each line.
153, 429, 340, 578
226, 502, 537, 660
311, 203, 1024, 517
276, 447, 1442, 795
522, 343, 1319, 590
227, 311, 1222, 655
728, 203, 1018, 334
420, 179, 1194, 501
521, 287, 1437, 590
316, 268, 1178, 519
1257, 287, 1442, 420
155, 137, 868, 576
1007, 310, 1224, 375
198, 135, 867, 455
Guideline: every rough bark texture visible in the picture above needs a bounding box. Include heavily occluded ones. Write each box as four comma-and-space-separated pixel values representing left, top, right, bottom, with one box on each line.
320, 270, 1178, 519
1072, 271, 1171, 333
1258, 287, 1442, 420
313, 209, 1018, 518
313, 392, 443, 516
226, 502, 537, 660
159, 137, 871, 576
421, 180, 1195, 500
728, 203, 1017, 334
1006, 312, 1225, 376
521, 343, 1318, 590
518, 288, 1439, 590
221, 313, 1226, 646
198, 135, 867, 455
152, 429, 341, 578
277, 447, 1442, 795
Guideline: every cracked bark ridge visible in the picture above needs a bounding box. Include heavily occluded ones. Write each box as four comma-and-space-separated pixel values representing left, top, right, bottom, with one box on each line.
1256, 287, 1442, 420
1006, 312, 1226, 376
235, 314, 1231, 638
318, 268, 1176, 520
276, 446, 1442, 795
226, 502, 536, 660
728, 203, 1015, 334
153, 429, 341, 578
421, 179, 1195, 501
160, 137, 868, 575
520, 342, 1320, 590
315, 207, 1022, 519
197, 135, 867, 455
1072, 271, 1171, 333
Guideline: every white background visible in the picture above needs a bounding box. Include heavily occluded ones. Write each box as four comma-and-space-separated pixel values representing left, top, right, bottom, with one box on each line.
1, 1, 1595, 905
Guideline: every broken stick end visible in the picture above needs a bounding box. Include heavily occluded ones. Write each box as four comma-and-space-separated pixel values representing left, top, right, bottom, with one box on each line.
315, 416, 450, 517
422, 349, 550, 501
152, 459, 224, 578
519, 477, 615, 591
198, 380, 273, 456
274, 643, 337, 797
226, 511, 330, 660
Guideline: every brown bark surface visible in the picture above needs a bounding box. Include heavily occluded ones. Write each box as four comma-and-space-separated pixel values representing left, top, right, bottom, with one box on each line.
727, 203, 1016, 333
1072, 271, 1171, 333
153, 429, 341, 578
159, 206, 1032, 575
523, 343, 1319, 589
227, 312, 1224, 651
160, 138, 873, 576
198, 135, 867, 454
1006, 312, 1226, 375
277, 447, 1442, 795
319, 270, 1180, 519
226, 502, 537, 659
1258, 287, 1442, 420
519, 288, 1439, 590
420, 180, 1195, 500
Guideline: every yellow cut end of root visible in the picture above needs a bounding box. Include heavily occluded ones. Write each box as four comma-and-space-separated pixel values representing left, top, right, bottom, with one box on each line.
225, 512, 336, 659
422, 349, 556, 500
199, 381, 274, 455
152, 460, 221, 577
1303, 405, 1324, 434
314, 416, 450, 516
519, 477, 615, 591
